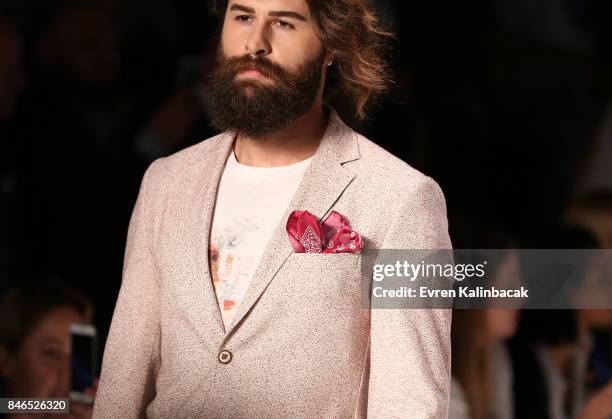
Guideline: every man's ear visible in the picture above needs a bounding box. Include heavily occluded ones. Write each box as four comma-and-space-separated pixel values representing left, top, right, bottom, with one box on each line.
0, 345, 15, 379
324, 51, 335, 67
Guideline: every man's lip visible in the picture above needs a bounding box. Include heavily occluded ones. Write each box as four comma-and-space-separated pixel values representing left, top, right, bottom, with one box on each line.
237, 67, 271, 79
240, 70, 264, 77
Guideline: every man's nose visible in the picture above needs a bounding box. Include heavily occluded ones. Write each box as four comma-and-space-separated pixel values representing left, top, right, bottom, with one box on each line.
245, 23, 271, 58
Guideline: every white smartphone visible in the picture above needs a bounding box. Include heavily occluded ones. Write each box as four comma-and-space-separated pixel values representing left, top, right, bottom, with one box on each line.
69, 323, 98, 405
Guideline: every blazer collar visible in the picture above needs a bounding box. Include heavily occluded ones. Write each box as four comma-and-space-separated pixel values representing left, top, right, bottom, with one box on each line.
188, 108, 361, 341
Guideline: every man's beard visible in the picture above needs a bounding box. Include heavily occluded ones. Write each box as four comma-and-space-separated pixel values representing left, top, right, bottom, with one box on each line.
210, 48, 325, 138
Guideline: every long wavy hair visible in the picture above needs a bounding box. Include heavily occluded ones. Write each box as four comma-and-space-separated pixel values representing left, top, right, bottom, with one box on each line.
211, 0, 393, 119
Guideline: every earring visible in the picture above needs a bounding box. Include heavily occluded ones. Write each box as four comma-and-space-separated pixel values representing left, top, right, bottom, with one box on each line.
327, 58, 334, 67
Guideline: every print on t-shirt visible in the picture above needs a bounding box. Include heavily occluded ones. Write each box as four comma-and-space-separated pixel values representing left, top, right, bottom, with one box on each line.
208, 150, 313, 331
209, 217, 267, 327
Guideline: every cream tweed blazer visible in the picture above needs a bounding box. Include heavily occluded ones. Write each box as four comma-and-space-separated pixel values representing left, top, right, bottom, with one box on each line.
93, 109, 453, 418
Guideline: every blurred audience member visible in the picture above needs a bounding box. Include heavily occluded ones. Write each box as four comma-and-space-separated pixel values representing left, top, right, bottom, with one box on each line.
12, 0, 134, 340
512, 309, 612, 419
557, 218, 612, 405
450, 308, 520, 419
566, 191, 612, 248
511, 226, 612, 419
0, 280, 97, 418
512, 309, 580, 419
576, 100, 612, 194
574, 310, 612, 411
450, 223, 521, 419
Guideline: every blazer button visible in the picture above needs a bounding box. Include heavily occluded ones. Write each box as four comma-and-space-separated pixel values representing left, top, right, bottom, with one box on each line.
218, 349, 232, 364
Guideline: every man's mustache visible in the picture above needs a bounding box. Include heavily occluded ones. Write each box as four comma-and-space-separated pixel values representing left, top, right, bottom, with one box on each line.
224, 55, 287, 81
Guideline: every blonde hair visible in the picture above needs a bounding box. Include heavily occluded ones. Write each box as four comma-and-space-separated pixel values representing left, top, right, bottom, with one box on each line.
451, 310, 491, 419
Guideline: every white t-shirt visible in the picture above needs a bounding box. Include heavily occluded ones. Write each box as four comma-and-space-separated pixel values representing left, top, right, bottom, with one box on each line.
209, 149, 313, 330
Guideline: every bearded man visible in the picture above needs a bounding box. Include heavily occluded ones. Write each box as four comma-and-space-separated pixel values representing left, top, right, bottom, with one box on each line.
93, 0, 453, 417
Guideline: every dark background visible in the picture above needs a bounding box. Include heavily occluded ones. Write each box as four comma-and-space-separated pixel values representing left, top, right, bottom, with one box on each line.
2, 0, 612, 353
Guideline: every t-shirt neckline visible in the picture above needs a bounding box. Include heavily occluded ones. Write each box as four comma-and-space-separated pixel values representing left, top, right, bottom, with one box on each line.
227, 149, 314, 174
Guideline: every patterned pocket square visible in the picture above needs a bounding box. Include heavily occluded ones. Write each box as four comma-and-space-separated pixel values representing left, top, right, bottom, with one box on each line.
286, 210, 362, 254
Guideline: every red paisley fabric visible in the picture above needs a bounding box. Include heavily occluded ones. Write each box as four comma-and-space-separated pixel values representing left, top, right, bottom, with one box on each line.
286, 210, 362, 254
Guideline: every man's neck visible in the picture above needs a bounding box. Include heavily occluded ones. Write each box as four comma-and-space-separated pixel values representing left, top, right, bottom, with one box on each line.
233, 104, 329, 168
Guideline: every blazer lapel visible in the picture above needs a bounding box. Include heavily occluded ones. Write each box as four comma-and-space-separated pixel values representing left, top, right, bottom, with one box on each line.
223, 109, 361, 339
183, 133, 235, 342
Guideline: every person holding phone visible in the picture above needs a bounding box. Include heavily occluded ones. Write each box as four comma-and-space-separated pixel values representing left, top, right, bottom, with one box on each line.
0, 280, 98, 419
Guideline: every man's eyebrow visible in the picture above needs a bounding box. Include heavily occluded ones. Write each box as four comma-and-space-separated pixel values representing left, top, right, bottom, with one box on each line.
229, 4, 255, 14
229, 3, 307, 22
268, 10, 307, 22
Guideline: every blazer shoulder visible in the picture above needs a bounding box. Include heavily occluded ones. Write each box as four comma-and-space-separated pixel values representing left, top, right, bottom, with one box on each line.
136, 132, 227, 208
353, 133, 442, 196
151, 132, 227, 177
349, 133, 452, 252
138, 133, 225, 191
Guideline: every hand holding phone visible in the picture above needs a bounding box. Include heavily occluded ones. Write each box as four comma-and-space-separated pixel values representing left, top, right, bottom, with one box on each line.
69, 323, 98, 405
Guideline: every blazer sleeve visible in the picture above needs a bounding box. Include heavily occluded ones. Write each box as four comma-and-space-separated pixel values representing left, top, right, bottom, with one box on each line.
367, 176, 453, 419
93, 160, 163, 419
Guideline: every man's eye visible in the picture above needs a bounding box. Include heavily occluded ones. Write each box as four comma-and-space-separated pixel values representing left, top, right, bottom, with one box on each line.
274, 20, 295, 30
235, 15, 252, 23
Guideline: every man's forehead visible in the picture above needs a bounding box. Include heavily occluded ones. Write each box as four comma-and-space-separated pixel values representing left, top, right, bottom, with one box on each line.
227, 0, 311, 17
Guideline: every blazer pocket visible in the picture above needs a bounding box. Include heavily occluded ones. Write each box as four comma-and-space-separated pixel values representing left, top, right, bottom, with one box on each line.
282, 253, 363, 295
286, 253, 361, 271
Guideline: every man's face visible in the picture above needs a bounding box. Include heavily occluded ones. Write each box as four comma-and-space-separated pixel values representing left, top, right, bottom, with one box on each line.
210, 0, 331, 138
221, 0, 323, 79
